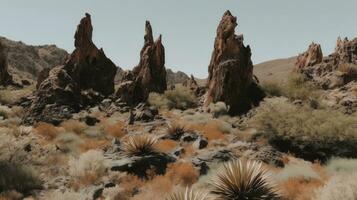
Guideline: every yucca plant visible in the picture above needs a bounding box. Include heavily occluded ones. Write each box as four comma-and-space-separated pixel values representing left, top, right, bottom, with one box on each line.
211, 159, 280, 200
166, 187, 212, 200
167, 123, 187, 140
122, 134, 158, 156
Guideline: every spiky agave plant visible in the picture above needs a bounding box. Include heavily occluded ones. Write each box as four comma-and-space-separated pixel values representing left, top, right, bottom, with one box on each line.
167, 123, 187, 140
166, 187, 212, 200
122, 134, 158, 156
210, 159, 280, 200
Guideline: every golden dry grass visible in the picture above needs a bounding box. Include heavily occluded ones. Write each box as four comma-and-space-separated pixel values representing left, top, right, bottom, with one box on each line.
34, 122, 59, 140
105, 121, 127, 138
60, 120, 87, 135
156, 139, 178, 153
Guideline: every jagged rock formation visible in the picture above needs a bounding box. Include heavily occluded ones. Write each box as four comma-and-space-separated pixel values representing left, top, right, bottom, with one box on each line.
183, 75, 205, 96
296, 42, 323, 71
23, 13, 117, 125
116, 21, 167, 105
296, 37, 357, 89
0, 36, 68, 82
166, 69, 189, 86
204, 11, 265, 115
0, 42, 13, 86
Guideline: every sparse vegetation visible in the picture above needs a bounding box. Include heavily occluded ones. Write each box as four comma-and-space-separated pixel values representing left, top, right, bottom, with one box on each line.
34, 122, 59, 140
0, 161, 42, 194
60, 120, 87, 135
166, 187, 211, 200
326, 158, 357, 174
122, 134, 158, 156
250, 97, 357, 161
0, 87, 34, 105
148, 85, 197, 110
275, 161, 320, 182
210, 159, 280, 200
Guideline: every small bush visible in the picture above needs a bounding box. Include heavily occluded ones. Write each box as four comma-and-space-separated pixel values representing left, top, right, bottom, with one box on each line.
326, 158, 357, 174
156, 139, 178, 153
166, 162, 199, 186
105, 121, 126, 138
250, 98, 357, 161
68, 150, 107, 180
210, 159, 280, 200
34, 122, 59, 140
262, 81, 284, 97
122, 134, 158, 156
208, 102, 228, 118
314, 173, 357, 200
55, 132, 83, 155
275, 161, 320, 182
0, 161, 42, 194
60, 120, 87, 135
0, 87, 34, 105
148, 85, 197, 110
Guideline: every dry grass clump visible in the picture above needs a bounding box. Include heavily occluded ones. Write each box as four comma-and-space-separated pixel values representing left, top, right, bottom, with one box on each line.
210, 159, 280, 200
0, 161, 42, 195
34, 122, 59, 140
208, 102, 228, 118
279, 177, 324, 200
314, 172, 357, 200
166, 162, 199, 186
68, 150, 107, 186
250, 97, 357, 161
326, 158, 357, 174
156, 139, 179, 153
105, 121, 127, 138
275, 161, 321, 182
166, 187, 212, 200
0, 87, 34, 105
80, 138, 110, 152
148, 85, 197, 110
122, 134, 158, 156
60, 120, 87, 135
55, 132, 83, 155
45, 190, 88, 200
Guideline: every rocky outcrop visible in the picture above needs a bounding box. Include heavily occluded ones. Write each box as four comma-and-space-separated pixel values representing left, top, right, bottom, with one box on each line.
204, 11, 265, 115
296, 37, 357, 89
23, 13, 117, 125
295, 42, 323, 71
0, 42, 13, 86
183, 75, 205, 96
116, 21, 167, 105
166, 69, 189, 86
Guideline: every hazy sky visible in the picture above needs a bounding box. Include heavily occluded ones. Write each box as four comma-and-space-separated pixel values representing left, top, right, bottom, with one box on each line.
1, 0, 356, 78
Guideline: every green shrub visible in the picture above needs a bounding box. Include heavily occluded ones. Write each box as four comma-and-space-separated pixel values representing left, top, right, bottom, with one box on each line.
0, 161, 42, 194
250, 98, 357, 162
148, 85, 197, 110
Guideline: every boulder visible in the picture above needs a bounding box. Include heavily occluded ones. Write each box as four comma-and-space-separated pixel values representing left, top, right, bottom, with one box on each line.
23, 13, 117, 124
204, 11, 265, 115
117, 21, 167, 105
0, 42, 14, 86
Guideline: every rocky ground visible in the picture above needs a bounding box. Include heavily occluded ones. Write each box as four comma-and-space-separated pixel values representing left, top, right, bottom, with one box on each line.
0, 11, 357, 200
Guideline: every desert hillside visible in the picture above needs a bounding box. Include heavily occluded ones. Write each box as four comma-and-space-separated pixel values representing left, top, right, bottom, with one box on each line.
254, 57, 297, 83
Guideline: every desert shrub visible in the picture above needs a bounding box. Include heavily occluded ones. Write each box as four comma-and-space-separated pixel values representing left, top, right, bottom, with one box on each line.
0, 87, 34, 105
262, 81, 284, 97
326, 158, 357, 174
156, 139, 178, 153
34, 122, 59, 140
55, 132, 83, 155
250, 98, 357, 162
314, 172, 357, 200
0, 161, 42, 194
210, 159, 280, 200
60, 120, 87, 135
166, 187, 211, 200
105, 121, 126, 138
148, 85, 197, 110
122, 134, 158, 156
45, 190, 88, 200
68, 150, 107, 181
208, 102, 228, 118
275, 161, 320, 182
166, 162, 199, 186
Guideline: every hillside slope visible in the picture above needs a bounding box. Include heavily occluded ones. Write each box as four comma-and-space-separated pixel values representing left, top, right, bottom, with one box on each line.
254, 56, 296, 83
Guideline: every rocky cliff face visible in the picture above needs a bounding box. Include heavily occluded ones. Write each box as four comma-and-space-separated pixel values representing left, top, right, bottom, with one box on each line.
24, 13, 117, 124
0, 42, 13, 86
204, 11, 265, 115
117, 21, 167, 105
0, 37, 68, 82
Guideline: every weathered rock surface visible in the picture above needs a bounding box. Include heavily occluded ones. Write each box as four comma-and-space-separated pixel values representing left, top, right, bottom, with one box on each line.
204, 11, 265, 115
323, 81, 357, 114
296, 42, 323, 71
183, 75, 206, 96
23, 13, 117, 124
0, 42, 14, 86
116, 21, 167, 105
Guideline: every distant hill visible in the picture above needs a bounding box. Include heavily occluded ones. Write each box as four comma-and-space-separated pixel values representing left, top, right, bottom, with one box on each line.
254, 56, 297, 83
0, 37, 68, 82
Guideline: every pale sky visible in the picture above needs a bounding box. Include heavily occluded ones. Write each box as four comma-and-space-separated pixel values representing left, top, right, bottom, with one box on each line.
1, 0, 356, 78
